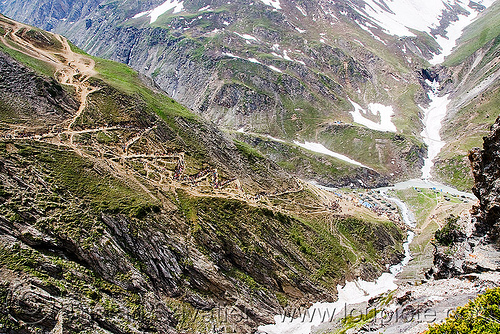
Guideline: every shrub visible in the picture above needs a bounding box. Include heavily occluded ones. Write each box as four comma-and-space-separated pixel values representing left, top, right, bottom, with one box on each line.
426, 288, 500, 334
434, 215, 465, 246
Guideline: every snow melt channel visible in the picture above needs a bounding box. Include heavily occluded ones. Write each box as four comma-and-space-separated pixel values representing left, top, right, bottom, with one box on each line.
258, 188, 415, 334
420, 80, 450, 180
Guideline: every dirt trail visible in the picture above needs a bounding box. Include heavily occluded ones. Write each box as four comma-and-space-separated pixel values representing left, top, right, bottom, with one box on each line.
0, 20, 101, 145
0, 18, 382, 220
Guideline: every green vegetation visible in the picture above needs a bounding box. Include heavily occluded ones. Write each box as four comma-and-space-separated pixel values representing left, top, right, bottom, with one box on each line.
0, 142, 158, 218
24, 28, 63, 51
426, 288, 500, 334
438, 84, 500, 191
336, 307, 378, 334
176, 192, 403, 289
68, 40, 89, 55
434, 215, 463, 246
0, 242, 154, 332
444, 1, 500, 66
0, 41, 55, 77
317, 125, 423, 174
435, 155, 475, 191
234, 139, 265, 162
391, 188, 468, 280
93, 58, 193, 119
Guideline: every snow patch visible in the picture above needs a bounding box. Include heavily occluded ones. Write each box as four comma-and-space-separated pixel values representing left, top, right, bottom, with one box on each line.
223, 52, 240, 59
354, 0, 496, 61
234, 32, 259, 42
296, 5, 307, 16
295, 27, 306, 33
358, 23, 387, 45
259, 0, 281, 10
282, 50, 292, 61
198, 5, 210, 11
224, 53, 281, 73
267, 65, 283, 73
429, 8, 482, 64
349, 100, 397, 132
133, 0, 184, 24
267, 135, 285, 143
420, 80, 449, 179
132, 11, 149, 19
293, 141, 369, 168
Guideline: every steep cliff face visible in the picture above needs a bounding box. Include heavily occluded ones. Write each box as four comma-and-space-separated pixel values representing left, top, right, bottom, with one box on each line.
469, 115, 500, 245
0, 51, 78, 127
429, 116, 500, 280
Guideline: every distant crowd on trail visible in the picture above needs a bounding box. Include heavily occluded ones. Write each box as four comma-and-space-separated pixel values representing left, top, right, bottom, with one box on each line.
172, 160, 240, 190
326, 190, 402, 224
327, 199, 341, 212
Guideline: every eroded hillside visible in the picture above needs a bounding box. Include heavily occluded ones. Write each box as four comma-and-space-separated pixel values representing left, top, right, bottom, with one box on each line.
0, 15, 405, 333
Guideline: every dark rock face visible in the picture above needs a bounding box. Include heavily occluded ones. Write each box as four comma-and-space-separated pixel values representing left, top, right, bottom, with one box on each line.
0, 51, 78, 128
430, 116, 500, 280
469, 115, 500, 246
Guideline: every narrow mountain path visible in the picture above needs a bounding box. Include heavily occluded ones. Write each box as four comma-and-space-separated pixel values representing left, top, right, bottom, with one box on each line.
0, 18, 373, 219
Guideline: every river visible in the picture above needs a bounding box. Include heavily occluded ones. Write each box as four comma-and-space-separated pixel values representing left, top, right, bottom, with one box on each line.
258, 75, 476, 334
257, 184, 417, 334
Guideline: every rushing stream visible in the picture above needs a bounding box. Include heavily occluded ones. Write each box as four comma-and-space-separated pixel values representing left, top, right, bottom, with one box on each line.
258, 65, 478, 334
258, 186, 416, 334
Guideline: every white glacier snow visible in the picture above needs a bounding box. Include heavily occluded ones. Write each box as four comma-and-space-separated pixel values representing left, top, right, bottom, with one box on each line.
133, 0, 184, 24
429, 7, 484, 64
259, 0, 281, 10
356, 0, 496, 61
420, 80, 450, 180
349, 100, 397, 132
293, 141, 369, 168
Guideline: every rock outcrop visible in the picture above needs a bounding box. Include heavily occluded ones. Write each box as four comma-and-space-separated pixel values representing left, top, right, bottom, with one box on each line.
469, 115, 500, 245
429, 116, 500, 280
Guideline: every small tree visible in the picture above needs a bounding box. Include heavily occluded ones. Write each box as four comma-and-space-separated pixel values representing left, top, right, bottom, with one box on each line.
434, 215, 465, 246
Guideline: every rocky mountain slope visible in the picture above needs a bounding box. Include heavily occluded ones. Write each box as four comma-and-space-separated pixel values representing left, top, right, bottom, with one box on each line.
1, 0, 498, 188
0, 15, 406, 333
311, 117, 500, 334
0, 0, 438, 183
424, 0, 500, 191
